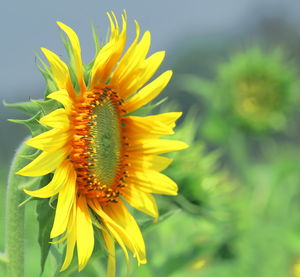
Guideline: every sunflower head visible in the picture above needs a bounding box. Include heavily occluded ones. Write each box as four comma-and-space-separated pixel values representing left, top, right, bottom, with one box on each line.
10, 11, 188, 275
217, 47, 297, 132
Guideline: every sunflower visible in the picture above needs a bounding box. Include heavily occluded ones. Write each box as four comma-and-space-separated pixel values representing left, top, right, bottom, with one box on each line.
16, 11, 187, 274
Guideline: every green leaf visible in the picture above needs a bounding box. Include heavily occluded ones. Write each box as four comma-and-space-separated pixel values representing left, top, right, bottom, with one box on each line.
36, 175, 56, 275
3, 100, 41, 116
8, 112, 46, 136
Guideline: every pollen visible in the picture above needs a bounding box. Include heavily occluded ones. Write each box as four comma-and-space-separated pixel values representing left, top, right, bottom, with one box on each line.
70, 86, 127, 203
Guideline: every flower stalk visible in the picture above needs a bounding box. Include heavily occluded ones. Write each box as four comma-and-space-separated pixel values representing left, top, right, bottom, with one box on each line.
5, 141, 32, 277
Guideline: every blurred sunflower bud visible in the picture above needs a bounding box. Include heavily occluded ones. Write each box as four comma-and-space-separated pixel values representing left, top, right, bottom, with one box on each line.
216, 47, 297, 132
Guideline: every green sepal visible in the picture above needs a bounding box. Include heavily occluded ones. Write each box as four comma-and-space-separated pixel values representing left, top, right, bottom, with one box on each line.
91, 24, 101, 55
83, 24, 101, 87
18, 176, 41, 190
18, 196, 34, 208
8, 112, 46, 137
35, 54, 58, 96
36, 175, 56, 276
60, 32, 79, 92
32, 99, 62, 115
84, 63, 93, 88
129, 97, 168, 117
17, 149, 41, 161
49, 194, 57, 209
3, 100, 41, 116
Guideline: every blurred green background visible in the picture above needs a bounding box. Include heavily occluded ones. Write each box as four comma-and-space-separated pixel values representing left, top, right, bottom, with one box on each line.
2, 1, 300, 276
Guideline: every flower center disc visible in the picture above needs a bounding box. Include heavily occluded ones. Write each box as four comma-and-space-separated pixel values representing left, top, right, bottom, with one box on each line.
71, 87, 125, 202
90, 97, 121, 187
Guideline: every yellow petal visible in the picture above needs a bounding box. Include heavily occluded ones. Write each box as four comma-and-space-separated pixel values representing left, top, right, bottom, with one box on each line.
127, 139, 188, 155
24, 160, 74, 198
128, 155, 173, 172
103, 201, 146, 265
16, 146, 71, 176
50, 165, 76, 238
89, 200, 130, 265
122, 70, 172, 114
121, 51, 166, 99
123, 112, 182, 138
76, 195, 94, 272
110, 30, 151, 99
102, 231, 116, 277
57, 21, 86, 92
61, 202, 77, 271
128, 170, 178, 195
90, 12, 127, 87
25, 128, 70, 152
39, 108, 70, 129
41, 48, 75, 98
109, 20, 141, 88
122, 187, 158, 219
47, 89, 73, 113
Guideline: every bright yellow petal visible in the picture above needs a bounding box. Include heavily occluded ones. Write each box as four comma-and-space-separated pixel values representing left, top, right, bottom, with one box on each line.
103, 201, 146, 265
89, 200, 130, 265
90, 12, 127, 87
41, 48, 75, 98
128, 155, 173, 172
102, 231, 116, 277
57, 21, 86, 92
122, 187, 158, 219
76, 195, 94, 272
128, 170, 178, 195
25, 128, 70, 151
123, 112, 182, 138
127, 139, 188, 155
39, 108, 70, 129
47, 89, 73, 113
122, 70, 172, 114
50, 165, 76, 238
110, 30, 151, 99
16, 146, 71, 176
24, 160, 73, 198
61, 202, 77, 271
120, 51, 165, 99
109, 20, 141, 88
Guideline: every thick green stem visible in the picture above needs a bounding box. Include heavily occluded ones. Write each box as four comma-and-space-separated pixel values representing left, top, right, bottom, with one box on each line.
5, 141, 32, 277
